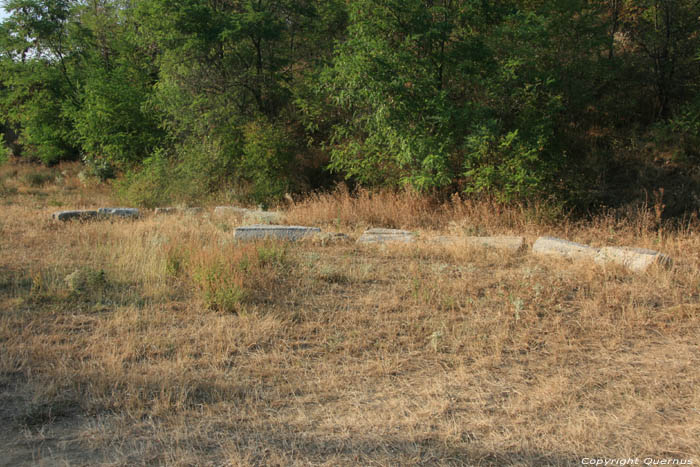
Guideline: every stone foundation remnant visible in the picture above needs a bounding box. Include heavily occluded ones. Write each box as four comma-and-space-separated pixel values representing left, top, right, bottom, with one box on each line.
52, 210, 99, 221
98, 207, 139, 218
595, 246, 672, 272
532, 236, 599, 260
234, 225, 321, 242
155, 207, 202, 215
357, 228, 416, 244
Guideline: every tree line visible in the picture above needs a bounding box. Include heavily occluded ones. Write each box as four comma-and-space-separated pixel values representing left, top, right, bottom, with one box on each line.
1, 0, 699, 209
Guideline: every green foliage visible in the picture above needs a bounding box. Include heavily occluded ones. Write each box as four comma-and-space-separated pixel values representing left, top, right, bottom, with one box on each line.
240, 120, 296, 203
664, 94, 700, 160
71, 61, 162, 169
117, 149, 173, 207
1, 0, 699, 208
324, 0, 478, 190
0, 134, 9, 165
0, 0, 80, 164
119, 138, 239, 207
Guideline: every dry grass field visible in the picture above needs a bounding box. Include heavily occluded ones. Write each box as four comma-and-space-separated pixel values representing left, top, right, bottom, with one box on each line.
1, 161, 699, 466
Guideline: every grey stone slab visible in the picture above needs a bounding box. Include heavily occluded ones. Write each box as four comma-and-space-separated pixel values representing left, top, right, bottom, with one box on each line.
155, 207, 203, 215
52, 210, 99, 221
595, 246, 672, 272
98, 207, 139, 218
357, 228, 416, 244
532, 236, 599, 260
234, 225, 321, 242
432, 235, 526, 252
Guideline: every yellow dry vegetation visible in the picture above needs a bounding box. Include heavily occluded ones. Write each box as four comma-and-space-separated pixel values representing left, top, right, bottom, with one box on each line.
0, 162, 698, 465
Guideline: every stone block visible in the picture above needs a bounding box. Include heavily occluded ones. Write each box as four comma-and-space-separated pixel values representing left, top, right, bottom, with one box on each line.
52, 210, 98, 221
532, 236, 599, 260
155, 207, 202, 215
357, 228, 416, 244
98, 207, 139, 218
234, 225, 321, 242
595, 246, 672, 272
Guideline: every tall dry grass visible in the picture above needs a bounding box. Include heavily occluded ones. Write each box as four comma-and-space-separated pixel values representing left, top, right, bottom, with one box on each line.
284, 184, 552, 233
0, 162, 698, 465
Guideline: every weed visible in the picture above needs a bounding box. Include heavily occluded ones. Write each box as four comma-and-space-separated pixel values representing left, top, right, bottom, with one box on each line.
189, 242, 288, 312
163, 243, 189, 279
64, 268, 107, 295
22, 171, 55, 187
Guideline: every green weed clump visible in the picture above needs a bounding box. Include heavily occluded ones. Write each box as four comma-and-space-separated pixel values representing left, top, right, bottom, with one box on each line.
64, 267, 107, 295
188, 241, 288, 313
22, 171, 55, 187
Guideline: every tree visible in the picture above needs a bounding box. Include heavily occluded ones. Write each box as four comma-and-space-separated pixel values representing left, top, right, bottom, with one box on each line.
0, 0, 80, 164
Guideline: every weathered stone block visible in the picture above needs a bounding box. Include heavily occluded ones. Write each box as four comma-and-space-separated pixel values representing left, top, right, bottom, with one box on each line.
532, 236, 599, 260
155, 207, 202, 215
357, 228, 416, 244
98, 207, 139, 218
595, 246, 672, 272
234, 225, 321, 242
52, 210, 99, 221
432, 235, 526, 252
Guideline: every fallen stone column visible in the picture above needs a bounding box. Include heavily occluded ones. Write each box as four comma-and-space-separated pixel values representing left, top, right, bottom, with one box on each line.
595, 246, 672, 272
52, 210, 99, 221
155, 207, 202, 215
357, 228, 416, 244
234, 225, 321, 242
532, 236, 599, 260
98, 207, 139, 218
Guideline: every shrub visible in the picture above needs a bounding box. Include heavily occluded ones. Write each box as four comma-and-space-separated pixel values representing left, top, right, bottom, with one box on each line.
117, 149, 173, 208
0, 135, 9, 166
118, 138, 240, 207
240, 120, 297, 204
